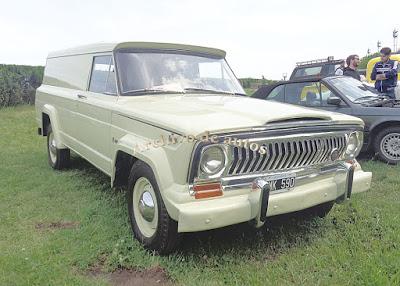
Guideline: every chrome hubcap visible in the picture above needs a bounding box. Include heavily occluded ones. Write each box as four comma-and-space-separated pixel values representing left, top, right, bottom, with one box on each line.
48, 132, 57, 163
138, 191, 155, 222
132, 177, 158, 237
381, 133, 400, 160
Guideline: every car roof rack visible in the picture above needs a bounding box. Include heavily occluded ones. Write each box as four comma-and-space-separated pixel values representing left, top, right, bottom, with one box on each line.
296, 56, 344, 67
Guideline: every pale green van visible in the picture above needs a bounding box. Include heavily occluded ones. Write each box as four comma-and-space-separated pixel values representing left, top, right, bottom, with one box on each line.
35, 42, 372, 253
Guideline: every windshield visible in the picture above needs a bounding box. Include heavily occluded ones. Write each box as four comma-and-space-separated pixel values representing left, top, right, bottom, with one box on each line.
115, 51, 245, 95
328, 77, 381, 102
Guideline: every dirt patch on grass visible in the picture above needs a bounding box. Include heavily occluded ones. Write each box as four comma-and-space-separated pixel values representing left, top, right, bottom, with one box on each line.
110, 267, 171, 286
88, 266, 171, 286
35, 221, 79, 230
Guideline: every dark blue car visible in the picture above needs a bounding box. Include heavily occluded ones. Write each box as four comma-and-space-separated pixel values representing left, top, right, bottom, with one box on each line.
252, 76, 400, 164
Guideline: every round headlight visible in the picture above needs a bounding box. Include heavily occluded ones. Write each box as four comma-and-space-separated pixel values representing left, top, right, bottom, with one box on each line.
200, 146, 226, 175
345, 132, 362, 159
346, 133, 358, 153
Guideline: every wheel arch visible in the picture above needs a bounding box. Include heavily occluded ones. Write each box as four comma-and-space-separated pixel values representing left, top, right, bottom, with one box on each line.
112, 142, 178, 220
111, 135, 175, 191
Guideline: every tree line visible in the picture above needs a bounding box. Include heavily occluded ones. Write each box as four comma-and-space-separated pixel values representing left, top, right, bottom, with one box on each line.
0, 53, 381, 108
0, 64, 44, 107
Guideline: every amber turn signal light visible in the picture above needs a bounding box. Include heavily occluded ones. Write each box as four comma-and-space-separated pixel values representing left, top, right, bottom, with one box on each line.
193, 182, 222, 199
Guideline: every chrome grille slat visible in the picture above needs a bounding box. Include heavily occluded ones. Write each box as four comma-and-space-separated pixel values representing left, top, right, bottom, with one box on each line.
317, 138, 328, 164
271, 143, 282, 170
294, 140, 307, 167
303, 140, 315, 166
323, 137, 332, 162
284, 141, 296, 169
291, 141, 302, 168
262, 143, 275, 171
227, 133, 347, 176
247, 150, 258, 173
314, 139, 323, 164
240, 147, 250, 173
253, 149, 265, 172
232, 146, 243, 175
277, 142, 289, 169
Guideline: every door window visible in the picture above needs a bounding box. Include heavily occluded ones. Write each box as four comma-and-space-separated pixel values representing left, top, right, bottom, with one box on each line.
284, 82, 336, 107
89, 56, 117, 94
320, 83, 335, 106
284, 82, 321, 107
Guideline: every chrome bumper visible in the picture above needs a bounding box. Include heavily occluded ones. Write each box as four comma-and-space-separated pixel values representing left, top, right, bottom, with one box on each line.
221, 162, 350, 193
176, 161, 372, 232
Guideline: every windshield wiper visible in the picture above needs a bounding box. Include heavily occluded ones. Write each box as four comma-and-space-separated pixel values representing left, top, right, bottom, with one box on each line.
123, 88, 185, 96
184, 88, 245, 96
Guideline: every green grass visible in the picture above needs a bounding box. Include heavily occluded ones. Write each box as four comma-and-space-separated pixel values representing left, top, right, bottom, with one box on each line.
1, 105, 399, 285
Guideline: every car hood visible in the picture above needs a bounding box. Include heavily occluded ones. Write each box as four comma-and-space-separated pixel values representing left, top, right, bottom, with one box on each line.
116, 94, 363, 135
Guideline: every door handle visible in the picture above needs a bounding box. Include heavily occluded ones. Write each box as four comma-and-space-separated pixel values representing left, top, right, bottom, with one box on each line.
77, 94, 87, 99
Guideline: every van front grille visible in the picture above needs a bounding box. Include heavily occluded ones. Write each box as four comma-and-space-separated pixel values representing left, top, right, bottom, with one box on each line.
228, 134, 347, 176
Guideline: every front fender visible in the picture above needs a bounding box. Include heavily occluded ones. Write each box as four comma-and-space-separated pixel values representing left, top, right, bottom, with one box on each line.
111, 133, 185, 219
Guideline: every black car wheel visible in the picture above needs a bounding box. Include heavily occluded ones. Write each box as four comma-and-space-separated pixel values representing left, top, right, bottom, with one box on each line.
374, 126, 400, 164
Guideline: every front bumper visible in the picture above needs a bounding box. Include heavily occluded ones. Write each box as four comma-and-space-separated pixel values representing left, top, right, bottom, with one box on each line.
175, 161, 371, 232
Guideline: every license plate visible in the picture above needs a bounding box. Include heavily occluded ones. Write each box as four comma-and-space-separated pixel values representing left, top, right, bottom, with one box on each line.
262, 173, 296, 192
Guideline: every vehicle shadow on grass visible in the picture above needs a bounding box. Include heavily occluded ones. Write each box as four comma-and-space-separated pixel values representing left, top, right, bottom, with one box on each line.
67, 153, 330, 259
178, 211, 328, 259
68, 153, 112, 189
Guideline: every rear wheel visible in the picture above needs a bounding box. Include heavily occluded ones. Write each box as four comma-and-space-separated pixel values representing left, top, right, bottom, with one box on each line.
46, 124, 70, 170
374, 126, 400, 164
127, 161, 180, 254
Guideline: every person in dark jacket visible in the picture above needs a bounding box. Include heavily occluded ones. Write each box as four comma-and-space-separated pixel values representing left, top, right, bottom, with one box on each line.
343, 54, 361, 80
371, 47, 398, 98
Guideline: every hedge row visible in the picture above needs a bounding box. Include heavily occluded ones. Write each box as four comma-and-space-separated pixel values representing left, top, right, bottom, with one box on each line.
0, 64, 44, 107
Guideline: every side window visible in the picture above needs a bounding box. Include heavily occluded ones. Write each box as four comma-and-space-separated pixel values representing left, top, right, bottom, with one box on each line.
89, 56, 117, 95
105, 58, 117, 94
320, 83, 334, 106
284, 82, 321, 107
266, 85, 284, 102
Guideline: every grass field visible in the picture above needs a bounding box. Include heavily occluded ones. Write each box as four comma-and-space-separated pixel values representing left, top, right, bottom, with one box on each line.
1, 106, 399, 286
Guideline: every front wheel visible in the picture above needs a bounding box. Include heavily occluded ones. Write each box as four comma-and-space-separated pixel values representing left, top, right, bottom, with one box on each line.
374, 126, 400, 164
127, 161, 180, 254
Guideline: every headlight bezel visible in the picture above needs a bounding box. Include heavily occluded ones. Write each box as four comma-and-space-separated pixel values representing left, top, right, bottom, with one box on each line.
198, 144, 229, 179
344, 131, 363, 160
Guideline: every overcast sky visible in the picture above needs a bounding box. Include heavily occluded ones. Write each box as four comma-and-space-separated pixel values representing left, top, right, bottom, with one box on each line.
1, 0, 399, 79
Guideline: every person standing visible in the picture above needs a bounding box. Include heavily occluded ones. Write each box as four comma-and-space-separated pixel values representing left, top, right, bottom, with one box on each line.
335, 61, 345, 75
371, 47, 398, 98
343, 54, 361, 80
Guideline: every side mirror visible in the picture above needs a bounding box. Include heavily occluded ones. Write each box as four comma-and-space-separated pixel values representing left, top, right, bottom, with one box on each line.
327, 96, 342, 106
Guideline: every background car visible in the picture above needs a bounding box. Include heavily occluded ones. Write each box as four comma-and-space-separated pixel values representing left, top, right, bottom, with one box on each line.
290, 56, 344, 80
252, 76, 400, 164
